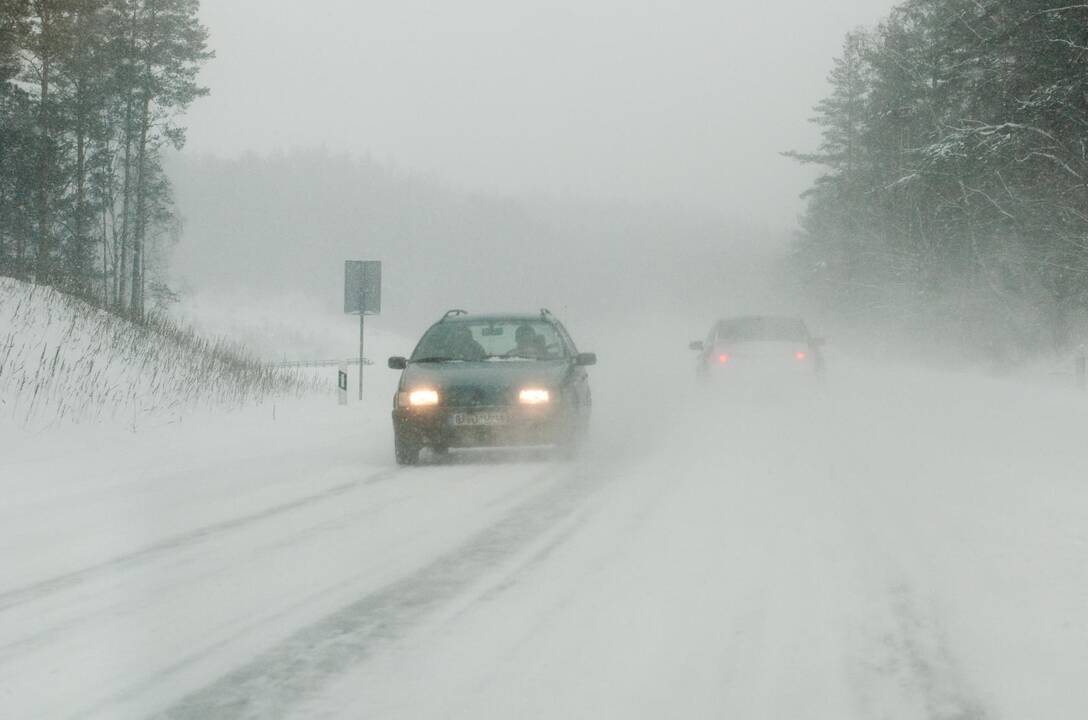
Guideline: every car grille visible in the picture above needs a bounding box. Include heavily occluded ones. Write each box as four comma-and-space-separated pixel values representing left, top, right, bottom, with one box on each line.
443, 385, 511, 407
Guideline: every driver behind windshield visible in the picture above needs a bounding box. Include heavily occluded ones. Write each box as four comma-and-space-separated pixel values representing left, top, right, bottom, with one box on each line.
415, 324, 486, 361
452, 325, 487, 361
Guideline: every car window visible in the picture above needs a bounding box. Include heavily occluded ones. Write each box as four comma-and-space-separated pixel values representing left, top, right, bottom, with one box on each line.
412, 320, 566, 361
553, 321, 580, 355
716, 317, 808, 343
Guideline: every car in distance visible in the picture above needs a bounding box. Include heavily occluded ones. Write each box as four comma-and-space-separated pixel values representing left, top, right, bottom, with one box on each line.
387, 309, 596, 465
689, 315, 826, 383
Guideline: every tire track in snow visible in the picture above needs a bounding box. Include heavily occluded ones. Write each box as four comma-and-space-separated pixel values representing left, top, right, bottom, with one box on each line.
845, 566, 991, 719
152, 461, 608, 720
877, 581, 989, 720
0, 467, 396, 613
0, 470, 428, 666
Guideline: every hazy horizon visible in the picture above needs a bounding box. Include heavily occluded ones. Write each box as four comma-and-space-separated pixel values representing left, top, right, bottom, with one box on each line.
184, 1, 898, 229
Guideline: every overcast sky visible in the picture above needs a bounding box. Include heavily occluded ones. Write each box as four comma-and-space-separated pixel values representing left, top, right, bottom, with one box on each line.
185, 1, 898, 229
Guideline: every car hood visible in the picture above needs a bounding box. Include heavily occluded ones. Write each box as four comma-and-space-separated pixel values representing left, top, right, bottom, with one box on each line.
400, 359, 571, 392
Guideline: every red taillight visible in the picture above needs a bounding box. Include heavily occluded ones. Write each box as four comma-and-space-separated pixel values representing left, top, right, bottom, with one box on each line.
718, 353, 731, 364
795, 351, 807, 361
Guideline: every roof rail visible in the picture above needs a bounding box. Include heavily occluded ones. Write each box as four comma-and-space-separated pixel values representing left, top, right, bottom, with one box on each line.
442, 309, 469, 321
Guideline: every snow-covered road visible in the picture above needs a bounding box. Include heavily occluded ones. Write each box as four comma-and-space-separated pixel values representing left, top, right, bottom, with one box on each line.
3, 356, 1087, 719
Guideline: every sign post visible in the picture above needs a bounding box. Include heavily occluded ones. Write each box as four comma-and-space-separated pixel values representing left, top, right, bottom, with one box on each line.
1076, 345, 1087, 391
337, 364, 349, 405
358, 315, 365, 401
344, 260, 382, 400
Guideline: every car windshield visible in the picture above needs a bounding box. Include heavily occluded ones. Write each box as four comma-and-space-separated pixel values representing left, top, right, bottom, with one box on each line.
716, 317, 807, 343
411, 320, 566, 362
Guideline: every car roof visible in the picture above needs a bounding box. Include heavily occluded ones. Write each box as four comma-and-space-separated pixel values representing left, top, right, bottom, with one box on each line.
716, 314, 805, 324
440, 312, 556, 324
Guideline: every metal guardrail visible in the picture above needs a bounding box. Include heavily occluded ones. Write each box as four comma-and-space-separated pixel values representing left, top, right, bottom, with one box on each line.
269, 358, 374, 369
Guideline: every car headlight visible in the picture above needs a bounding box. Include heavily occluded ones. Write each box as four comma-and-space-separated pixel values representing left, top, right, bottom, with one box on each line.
519, 388, 550, 405
408, 389, 440, 407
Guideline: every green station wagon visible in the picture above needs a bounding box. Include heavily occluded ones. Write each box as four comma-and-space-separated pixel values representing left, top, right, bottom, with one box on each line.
387, 310, 596, 464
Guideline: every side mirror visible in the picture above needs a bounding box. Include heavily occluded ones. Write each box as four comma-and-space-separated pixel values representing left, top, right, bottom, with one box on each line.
575, 352, 597, 367
388, 356, 408, 370
811, 337, 827, 348
689, 341, 704, 351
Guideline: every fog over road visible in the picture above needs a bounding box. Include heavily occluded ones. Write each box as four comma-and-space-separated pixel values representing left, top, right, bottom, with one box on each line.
5, 1, 1087, 716
2, 336, 1086, 719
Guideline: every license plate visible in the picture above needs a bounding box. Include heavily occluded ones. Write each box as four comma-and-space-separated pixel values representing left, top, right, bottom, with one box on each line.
451, 411, 508, 427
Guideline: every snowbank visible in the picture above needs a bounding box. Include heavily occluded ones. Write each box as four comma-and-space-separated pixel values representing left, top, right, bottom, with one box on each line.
0, 278, 313, 431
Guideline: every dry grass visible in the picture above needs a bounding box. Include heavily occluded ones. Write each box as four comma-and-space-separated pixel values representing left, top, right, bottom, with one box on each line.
0, 278, 321, 429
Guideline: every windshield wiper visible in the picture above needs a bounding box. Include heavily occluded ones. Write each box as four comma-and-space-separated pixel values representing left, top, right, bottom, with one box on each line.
411, 356, 460, 363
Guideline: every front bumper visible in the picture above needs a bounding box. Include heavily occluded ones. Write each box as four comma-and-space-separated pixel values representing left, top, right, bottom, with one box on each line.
392, 404, 572, 448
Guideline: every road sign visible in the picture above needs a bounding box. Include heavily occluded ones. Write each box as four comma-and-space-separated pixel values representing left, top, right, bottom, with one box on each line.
345, 260, 382, 400
345, 261, 382, 315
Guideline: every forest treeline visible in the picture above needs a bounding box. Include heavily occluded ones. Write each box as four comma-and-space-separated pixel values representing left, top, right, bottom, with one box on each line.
0, 0, 210, 319
792, 1, 1088, 358
169, 151, 778, 330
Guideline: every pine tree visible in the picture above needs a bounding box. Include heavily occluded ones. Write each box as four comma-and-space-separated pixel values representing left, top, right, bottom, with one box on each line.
2, 0, 210, 317
21, 1, 68, 283
57, 0, 109, 295
107, 0, 210, 317
0, 1, 32, 276
791, 0, 1088, 355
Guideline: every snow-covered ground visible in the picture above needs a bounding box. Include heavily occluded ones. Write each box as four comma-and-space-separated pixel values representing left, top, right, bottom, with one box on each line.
2, 334, 1087, 719
0, 279, 311, 432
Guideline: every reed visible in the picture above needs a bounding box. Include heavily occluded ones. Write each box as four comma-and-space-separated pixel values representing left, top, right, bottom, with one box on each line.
0, 278, 323, 430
